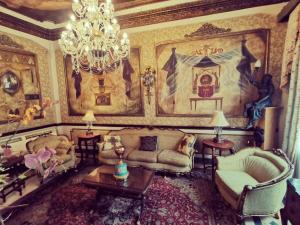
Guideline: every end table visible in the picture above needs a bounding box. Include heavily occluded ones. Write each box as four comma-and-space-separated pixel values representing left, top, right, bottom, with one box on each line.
201, 139, 235, 181
78, 134, 101, 164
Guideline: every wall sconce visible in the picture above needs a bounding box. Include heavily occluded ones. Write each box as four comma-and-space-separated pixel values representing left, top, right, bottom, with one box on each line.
141, 66, 156, 104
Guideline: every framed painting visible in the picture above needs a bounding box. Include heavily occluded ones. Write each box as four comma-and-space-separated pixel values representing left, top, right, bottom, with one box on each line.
0, 43, 42, 125
155, 28, 270, 117
65, 47, 144, 116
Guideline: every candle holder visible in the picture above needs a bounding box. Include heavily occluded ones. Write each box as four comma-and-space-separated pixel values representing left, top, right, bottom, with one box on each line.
141, 66, 156, 104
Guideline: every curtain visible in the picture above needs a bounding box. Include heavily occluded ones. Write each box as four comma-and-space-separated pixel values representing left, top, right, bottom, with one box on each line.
282, 34, 300, 178
280, 5, 300, 88
281, 4, 300, 178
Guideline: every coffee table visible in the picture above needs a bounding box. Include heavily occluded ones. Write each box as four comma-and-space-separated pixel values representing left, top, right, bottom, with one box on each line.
82, 165, 154, 224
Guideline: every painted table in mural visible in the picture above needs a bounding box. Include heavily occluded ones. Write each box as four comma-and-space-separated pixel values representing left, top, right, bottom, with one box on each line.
189, 97, 223, 111
82, 165, 154, 224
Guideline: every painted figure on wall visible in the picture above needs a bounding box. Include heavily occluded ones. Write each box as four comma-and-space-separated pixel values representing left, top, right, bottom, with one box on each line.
244, 74, 274, 129
0, 45, 41, 124
65, 48, 143, 116
156, 29, 269, 117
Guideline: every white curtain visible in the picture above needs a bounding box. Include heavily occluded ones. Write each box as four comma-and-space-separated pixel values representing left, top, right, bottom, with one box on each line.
281, 5, 300, 178
282, 38, 300, 178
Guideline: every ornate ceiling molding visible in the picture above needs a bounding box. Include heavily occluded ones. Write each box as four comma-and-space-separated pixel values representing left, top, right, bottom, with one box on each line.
0, 0, 288, 40
0, 34, 23, 48
184, 23, 232, 38
117, 0, 287, 28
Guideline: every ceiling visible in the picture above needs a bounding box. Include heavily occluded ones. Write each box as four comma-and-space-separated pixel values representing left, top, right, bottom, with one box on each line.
0, 0, 288, 40
0, 0, 168, 23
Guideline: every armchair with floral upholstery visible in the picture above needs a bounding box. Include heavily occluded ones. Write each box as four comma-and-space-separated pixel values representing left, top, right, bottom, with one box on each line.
26, 135, 76, 174
215, 147, 293, 224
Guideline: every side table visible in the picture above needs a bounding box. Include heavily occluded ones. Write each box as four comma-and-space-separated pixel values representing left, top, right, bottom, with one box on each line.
78, 134, 101, 164
201, 139, 235, 181
281, 178, 300, 225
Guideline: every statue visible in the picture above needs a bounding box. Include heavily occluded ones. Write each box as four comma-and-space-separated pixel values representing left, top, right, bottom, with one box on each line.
244, 74, 274, 129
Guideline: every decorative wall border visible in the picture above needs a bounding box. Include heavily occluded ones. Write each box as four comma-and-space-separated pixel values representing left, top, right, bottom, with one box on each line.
0, 0, 287, 40
0, 123, 254, 138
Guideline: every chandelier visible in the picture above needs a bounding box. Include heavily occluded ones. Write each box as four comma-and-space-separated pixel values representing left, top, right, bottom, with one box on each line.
59, 0, 130, 73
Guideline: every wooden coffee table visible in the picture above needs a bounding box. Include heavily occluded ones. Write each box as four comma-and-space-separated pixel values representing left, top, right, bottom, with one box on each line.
82, 165, 154, 224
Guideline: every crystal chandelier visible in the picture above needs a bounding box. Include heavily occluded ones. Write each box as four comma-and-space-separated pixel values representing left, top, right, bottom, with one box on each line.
59, 0, 130, 73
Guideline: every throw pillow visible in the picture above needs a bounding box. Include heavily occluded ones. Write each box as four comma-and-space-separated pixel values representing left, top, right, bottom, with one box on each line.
103, 135, 123, 151
55, 148, 67, 155
57, 140, 73, 150
139, 136, 158, 151
177, 134, 196, 156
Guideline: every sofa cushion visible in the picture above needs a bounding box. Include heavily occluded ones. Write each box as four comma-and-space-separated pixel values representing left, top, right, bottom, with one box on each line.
32, 139, 61, 153
127, 150, 159, 163
103, 135, 122, 151
244, 156, 281, 182
216, 170, 258, 200
55, 154, 72, 165
118, 134, 140, 149
57, 140, 73, 150
99, 150, 119, 159
177, 134, 196, 156
140, 136, 158, 151
56, 148, 68, 155
99, 147, 134, 159
158, 150, 190, 167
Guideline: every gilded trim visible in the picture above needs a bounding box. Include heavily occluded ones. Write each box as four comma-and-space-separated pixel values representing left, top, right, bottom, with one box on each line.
185, 23, 232, 38
0, 34, 23, 48
0, 0, 287, 40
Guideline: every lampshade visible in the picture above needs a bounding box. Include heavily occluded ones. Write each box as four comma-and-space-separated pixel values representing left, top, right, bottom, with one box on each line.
209, 111, 229, 127
82, 110, 96, 122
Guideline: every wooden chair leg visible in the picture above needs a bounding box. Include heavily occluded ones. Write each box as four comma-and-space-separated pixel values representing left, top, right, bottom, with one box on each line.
280, 209, 288, 225
236, 215, 244, 225
274, 212, 280, 219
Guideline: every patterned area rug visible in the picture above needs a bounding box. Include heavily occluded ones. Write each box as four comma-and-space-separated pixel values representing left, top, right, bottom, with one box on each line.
5, 168, 280, 225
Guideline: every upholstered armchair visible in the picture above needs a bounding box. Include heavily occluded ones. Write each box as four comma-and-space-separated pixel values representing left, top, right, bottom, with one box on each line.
26, 135, 76, 174
215, 147, 293, 223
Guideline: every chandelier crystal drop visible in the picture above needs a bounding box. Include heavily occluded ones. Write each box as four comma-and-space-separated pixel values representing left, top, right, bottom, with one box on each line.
59, 0, 130, 73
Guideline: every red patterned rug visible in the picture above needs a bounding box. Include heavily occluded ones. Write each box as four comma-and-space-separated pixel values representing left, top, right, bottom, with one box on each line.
46, 177, 211, 225
6, 170, 236, 225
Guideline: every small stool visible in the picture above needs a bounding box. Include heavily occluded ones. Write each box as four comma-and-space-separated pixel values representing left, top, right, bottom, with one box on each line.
201, 139, 235, 181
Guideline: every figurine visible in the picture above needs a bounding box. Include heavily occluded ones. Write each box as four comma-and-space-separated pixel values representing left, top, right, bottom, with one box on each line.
244, 74, 274, 129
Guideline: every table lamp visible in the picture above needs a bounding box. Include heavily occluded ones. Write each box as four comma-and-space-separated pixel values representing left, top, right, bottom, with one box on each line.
82, 110, 96, 135
209, 111, 230, 143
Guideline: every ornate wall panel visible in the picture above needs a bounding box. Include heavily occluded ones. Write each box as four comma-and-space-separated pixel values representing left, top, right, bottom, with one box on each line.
0, 32, 55, 134
64, 48, 144, 116
155, 28, 270, 117
56, 13, 286, 128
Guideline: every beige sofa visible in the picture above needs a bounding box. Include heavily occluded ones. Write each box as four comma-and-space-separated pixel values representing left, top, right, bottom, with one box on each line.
97, 128, 195, 173
26, 135, 76, 174
215, 147, 293, 223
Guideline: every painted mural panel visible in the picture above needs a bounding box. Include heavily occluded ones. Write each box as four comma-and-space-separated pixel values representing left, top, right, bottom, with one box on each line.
65, 48, 144, 116
0, 45, 42, 124
156, 29, 270, 117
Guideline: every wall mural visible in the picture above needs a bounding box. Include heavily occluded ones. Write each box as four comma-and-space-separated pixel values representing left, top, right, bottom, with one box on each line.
0, 37, 42, 124
156, 25, 270, 117
65, 47, 144, 116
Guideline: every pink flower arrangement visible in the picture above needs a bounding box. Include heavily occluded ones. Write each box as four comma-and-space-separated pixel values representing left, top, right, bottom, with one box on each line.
24, 147, 58, 179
